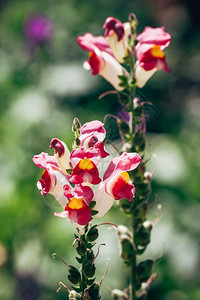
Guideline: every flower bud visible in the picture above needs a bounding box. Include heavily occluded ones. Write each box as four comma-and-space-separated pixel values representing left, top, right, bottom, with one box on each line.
86, 250, 95, 261
72, 117, 81, 132
69, 290, 81, 300
76, 240, 87, 256
136, 259, 154, 282
75, 137, 81, 146
111, 289, 128, 299
135, 221, 152, 249
117, 225, 132, 238
84, 261, 96, 278
132, 202, 148, 226
68, 266, 81, 284
120, 235, 135, 266
86, 225, 99, 242
87, 283, 101, 300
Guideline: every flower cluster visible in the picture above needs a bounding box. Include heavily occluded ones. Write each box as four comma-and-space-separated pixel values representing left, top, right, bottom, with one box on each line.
33, 120, 141, 230
77, 16, 171, 89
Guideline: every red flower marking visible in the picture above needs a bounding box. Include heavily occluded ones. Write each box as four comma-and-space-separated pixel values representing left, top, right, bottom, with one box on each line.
70, 158, 101, 185
111, 171, 135, 202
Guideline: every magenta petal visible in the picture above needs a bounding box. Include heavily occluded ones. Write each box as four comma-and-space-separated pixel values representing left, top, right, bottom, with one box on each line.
33, 152, 58, 169
78, 211, 92, 225
77, 33, 113, 56
137, 26, 171, 46
103, 152, 141, 181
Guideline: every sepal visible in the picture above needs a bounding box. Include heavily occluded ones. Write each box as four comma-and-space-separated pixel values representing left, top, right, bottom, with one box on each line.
120, 237, 135, 266
76, 240, 87, 256
68, 266, 81, 284
87, 283, 101, 300
86, 225, 99, 242
136, 259, 154, 282
84, 261, 96, 278
134, 221, 153, 252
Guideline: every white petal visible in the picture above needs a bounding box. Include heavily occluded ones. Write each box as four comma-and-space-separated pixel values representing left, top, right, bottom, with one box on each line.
135, 61, 157, 88
93, 183, 114, 217
99, 52, 128, 91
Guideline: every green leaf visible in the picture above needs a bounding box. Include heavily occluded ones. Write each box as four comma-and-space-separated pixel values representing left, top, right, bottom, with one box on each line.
76, 256, 83, 264
91, 210, 98, 216
89, 201, 96, 210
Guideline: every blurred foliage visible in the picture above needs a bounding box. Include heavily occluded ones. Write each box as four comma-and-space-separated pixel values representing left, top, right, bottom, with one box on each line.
0, 0, 200, 299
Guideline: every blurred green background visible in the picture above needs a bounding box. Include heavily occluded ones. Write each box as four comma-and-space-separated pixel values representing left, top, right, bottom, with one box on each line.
0, 0, 200, 299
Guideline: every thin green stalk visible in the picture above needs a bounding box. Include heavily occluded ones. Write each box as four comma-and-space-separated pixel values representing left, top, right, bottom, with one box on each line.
129, 83, 137, 300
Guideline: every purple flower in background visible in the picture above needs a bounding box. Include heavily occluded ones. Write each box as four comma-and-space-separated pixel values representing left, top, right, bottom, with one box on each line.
117, 106, 130, 123
25, 15, 54, 44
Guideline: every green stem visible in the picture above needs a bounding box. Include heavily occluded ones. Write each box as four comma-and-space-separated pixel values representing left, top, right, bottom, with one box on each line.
80, 234, 87, 297
129, 89, 136, 142
131, 220, 137, 300
129, 83, 137, 300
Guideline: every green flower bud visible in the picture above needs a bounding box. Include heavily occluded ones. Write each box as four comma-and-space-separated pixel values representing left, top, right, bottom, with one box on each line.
86, 225, 99, 242
120, 236, 135, 266
136, 259, 154, 282
69, 290, 81, 300
88, 283, 101, 300
84, 262, 96, 278
135, 221, 152, 248
72, 117, 81, 132
76, 240, 87, 256
68, 266, 81, 284
111, 289, 128, 299
132, 202, 148, 226
86, 250, 95, 261
75, 137, 81, 146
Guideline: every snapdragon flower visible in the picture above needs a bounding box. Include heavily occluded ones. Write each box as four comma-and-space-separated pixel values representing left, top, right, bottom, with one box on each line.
79, 120, 109, 158
33, 120, 141, 229
135, 26, 171, 87
103, 17, 131, 63
77, 33, 127, 91
33, 152, 70, 207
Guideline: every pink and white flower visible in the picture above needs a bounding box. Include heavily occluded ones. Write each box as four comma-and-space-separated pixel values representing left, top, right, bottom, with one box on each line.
77, 33, 128, 91
79, 120, 109, 158
93, 152, 142, 217
135, 26, 171, 87
103, 152, 142, 201
54, 184, 93, 226
103, 17, 131, 63
50, 138, 71, 174
70, 147, 101, 185
33, 152, 70, 207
